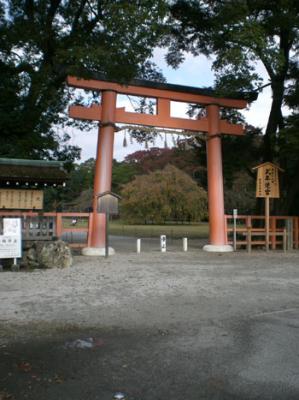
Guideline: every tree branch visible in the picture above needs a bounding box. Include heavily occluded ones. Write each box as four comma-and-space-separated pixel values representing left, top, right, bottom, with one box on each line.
71, 0, 89, 34
24, 0, 34, 22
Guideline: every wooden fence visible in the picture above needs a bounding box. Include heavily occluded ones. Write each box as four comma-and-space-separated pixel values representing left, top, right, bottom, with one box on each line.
1, 211, 298, 251
225, 215, 299, 251
0, 211, 91, 248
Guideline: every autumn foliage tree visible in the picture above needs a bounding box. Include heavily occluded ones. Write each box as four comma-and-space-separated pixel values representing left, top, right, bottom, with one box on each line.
124, 144, 206, 184
120, 165, 208, 224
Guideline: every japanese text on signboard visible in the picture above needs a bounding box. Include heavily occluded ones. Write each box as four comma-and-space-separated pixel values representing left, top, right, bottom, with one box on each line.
0, 218, 22, 258
255, 164, 280, 198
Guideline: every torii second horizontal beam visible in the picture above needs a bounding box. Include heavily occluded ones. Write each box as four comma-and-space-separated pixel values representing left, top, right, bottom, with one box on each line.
69, 104, 244, 135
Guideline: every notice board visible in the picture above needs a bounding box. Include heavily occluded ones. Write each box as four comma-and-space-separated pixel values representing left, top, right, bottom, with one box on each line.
0, 218, 22, 258
0, 189, 43, 209
254, 163, 281, 198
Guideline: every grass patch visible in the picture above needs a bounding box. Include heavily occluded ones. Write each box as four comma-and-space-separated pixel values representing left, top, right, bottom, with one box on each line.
109, 220, 209, 238
63, 217, 89, 228
63, 217, 209, 238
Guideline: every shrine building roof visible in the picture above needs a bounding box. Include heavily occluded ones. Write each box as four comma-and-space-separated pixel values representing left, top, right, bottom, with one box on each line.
0, 158, 68, 188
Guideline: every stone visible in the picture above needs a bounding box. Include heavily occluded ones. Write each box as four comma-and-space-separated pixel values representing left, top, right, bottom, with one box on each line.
22, 240, 72, 269
82, 246, 115, 256
203, 244, 233, 252
39, 240, 72, 269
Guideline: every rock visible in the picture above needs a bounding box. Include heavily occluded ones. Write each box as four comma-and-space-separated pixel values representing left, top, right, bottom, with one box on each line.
22, 240, 72, 269
26, 247, 37, 261
39, 240, 72, 269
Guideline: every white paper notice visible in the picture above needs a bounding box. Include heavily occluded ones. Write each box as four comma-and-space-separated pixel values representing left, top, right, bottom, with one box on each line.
3, 218, 22, 236
0, 218, 22, 258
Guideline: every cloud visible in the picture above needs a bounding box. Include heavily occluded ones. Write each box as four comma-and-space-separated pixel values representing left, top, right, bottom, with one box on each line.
152, 48, 214, 87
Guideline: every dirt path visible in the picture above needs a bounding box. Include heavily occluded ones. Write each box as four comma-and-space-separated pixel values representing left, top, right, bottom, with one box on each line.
1, 249, 299, 399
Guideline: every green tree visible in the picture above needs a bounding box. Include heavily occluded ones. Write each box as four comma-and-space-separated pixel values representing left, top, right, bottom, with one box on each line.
0, 0, 167, 160
44, 157, 95, 210
166, 0, 299, 162
165, 1, 299, 214
120, 164, 208, 224
279, 113, 299, 214
224, 170, 256, 214
44, 157, 140, 211
112, 160, 139, 194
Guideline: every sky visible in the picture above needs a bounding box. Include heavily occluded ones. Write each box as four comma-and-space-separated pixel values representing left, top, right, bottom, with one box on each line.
69, 48, 272, 163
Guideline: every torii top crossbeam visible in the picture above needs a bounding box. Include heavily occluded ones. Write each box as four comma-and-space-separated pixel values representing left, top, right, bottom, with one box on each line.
67, 76, 255, 135
67, 75, 256, 254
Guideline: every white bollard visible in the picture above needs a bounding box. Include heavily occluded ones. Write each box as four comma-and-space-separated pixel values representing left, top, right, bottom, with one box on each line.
183, 237, 188, 252
160, 235, 166, 252
136, 238, 141, 253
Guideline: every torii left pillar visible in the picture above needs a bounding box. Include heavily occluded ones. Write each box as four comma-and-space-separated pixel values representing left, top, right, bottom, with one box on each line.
82, 90, 117, 256
203, 104, 233, 252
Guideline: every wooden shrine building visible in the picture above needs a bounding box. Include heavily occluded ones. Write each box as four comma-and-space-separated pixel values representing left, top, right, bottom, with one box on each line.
0, 158, 68, 210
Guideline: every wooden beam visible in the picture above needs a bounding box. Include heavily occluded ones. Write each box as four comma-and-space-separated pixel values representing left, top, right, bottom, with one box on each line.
115, 107, 209, 132
67, 76, 248, 109
69, 104, 102, 120
69, 105, 244, 135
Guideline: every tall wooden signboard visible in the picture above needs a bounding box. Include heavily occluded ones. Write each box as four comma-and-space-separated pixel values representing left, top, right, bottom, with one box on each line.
252, 162, 283, 251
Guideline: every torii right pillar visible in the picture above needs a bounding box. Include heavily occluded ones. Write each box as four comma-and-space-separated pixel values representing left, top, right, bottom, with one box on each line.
203, 104, 233, 252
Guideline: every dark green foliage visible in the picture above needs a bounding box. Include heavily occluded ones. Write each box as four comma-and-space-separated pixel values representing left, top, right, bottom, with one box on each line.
44, 158, 95, 210
112, 160, 138, 195
0, 0, 167, 160
44, 157, 140, 211
166, 0, 299, 213
278, 114, 299, 214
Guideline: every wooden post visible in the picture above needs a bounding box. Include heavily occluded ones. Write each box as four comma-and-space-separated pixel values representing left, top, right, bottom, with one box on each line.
283, 228, 287, 253
247, 228, 252, 253
271, 217, 276, 250
294, 217, 299, 249
56, 213, 63, 238
252, 162, 283, 252
265, 196, 270, 252
87, 212, 93, 247
224, 215, 228, 245
233, 209, 237, 251
105, 212, 109, 258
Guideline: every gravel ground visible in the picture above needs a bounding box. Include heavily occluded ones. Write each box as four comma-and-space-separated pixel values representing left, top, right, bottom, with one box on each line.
1, 247, 299, 399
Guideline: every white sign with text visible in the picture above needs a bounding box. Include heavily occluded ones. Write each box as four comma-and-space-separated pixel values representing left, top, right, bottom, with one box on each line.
0, 218, 22, 258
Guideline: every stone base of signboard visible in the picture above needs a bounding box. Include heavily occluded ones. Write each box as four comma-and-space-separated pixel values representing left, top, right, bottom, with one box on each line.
203, 244, 233, 252
82, 247, 115, 256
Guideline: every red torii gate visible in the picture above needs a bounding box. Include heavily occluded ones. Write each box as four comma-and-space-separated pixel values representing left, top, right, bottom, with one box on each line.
67, 76, 255, 254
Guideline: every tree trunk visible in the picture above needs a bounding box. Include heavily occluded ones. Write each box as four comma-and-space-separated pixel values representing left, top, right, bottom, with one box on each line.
263, 79, 285, 162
